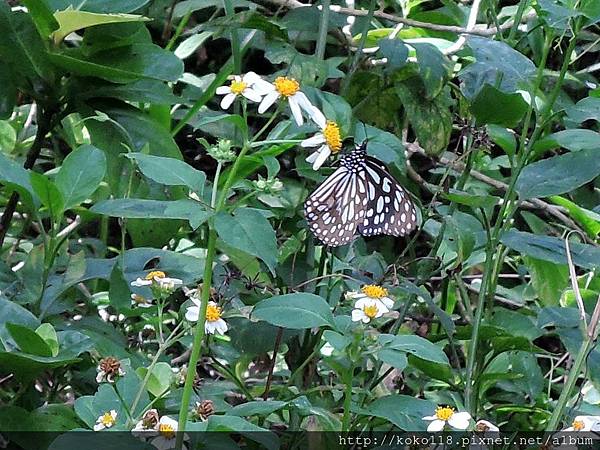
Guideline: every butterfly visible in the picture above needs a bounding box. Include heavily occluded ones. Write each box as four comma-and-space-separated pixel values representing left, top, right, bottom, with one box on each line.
304, 141, 418, 247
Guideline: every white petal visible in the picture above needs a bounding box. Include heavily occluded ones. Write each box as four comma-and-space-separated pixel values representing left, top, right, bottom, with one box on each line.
361, 315, 371, 323
205, 321, 217, 334
159, 416, 178, 430
93, 423, 105, 431
293, 91, 315, 114
422, 415, 437, 421
311, 146, 331, 170
427, 420, 446, 432
215, 319, 228, 334
563, 426, 574, 431
96, 370, 105, 383
308, 105, 327, 129
306, 151, 319, 164
475, 419, 499, 431
258, 91, 279, 114
288, 96, 304, 126
252, 78, 275, 96
185, 306, 199, 322
216, 86, 231, 95
351, 309, 365, 322
131, 278, 151, 287
242, 71, 260, 84
301, 133, 326, 148
354, 298, 372, 310
220, 93, 237, 110
448, 412, 471, 430
242, 88, 263, 103
380, 296, 395, 309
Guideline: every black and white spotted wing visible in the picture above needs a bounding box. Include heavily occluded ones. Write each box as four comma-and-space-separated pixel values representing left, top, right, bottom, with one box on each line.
304, 142, 418, 247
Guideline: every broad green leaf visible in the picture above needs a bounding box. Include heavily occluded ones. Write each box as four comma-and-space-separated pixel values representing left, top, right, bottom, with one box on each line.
0, 153, 38, 209
534, 129, 600, 154
471, 84, 528, 127
136, 362, 172, 397
487, 125, 517, 157
0, 295, 40, 349
515, 148, 600, 199
30, 172, 65, 220
6, 323, 53, 357
536, 0, 582, 29
56, 144, 107, 209
525, 257, 569, 306
459, 36, 536, 98
377, 39, 409, 72
0, 120, 17, 152
126, 153, 206, 195
550, 195, 600, 238
443, 189, 500, 208
47, 0, 150, 13
49, 44, 184, 83
0, 350, 80, 381
501, 229, 600, 270
412, 42, 451, 99
252, 293, 335, 329
354, 124, 405, 166
378, 334, 450, 365
214, 208, 277, 273
323, 330, 351, 351
174, 31, 212, 59
52, 10, 150, 44
92, 198, 211, 230
35, 323, 59, 357
228, 401, 287, 417
566, 96, 600, 124
377, 348, 409, 370
396, 79, 452, 156
0, 70, 17, 119
21, 0, 59, 37
365, 395, 436, 430
0, 4, 53, 83
109, 263, 131, 312
75, 79, 180, 104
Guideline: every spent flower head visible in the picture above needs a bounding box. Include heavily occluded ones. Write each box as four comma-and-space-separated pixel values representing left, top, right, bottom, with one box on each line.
96, 356, 125, 383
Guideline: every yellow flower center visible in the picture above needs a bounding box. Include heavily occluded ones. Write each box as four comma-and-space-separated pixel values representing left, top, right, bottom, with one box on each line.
159, 423, 176, 439
230, 80, 247, 95
435, 406, 455, 421
361, 284, 388, 299
363, 304, 379, 318
274, 76, 300, 97
206, 304, 222, 322
145, 270, 166, 280
573, 419, 585, 431
100, 412, 115, 427
323, 121, 342, 153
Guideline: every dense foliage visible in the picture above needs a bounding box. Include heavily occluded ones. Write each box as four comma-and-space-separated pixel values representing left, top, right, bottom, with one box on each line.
1, 0, 600, 447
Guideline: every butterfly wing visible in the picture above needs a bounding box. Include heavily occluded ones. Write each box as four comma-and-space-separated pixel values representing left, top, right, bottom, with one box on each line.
357, 156, 418, 237
304, 166, 367, 246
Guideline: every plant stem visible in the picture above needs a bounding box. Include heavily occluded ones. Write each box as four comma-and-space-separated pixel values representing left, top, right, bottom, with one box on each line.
175, 230, 217, 449
545, 336, 593, 430
223, 0, 242, 73
341, 362, 355, 431
315, 0, 330, 60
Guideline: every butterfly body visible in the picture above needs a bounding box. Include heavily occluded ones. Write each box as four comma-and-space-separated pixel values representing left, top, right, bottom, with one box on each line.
304, 142, 417, 247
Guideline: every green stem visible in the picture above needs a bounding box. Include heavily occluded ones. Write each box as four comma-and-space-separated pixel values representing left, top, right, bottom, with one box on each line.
545, 335, 593, 430
315, 0, 330, 60
341, 362, 355, 431
223, 0, 242, 73
507, 0, 528, 42
175, 230, 217, 449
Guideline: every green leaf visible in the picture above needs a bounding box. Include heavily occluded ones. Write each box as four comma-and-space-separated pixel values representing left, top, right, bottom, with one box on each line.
30, 172, 65, 220
566, 96, 600, 124
377, 39, 409, 72
52, 10, 150, 44
413, 42, 451, 99
204, 415, 279, 450
228, 401, 287, 417
0, 153, 38, 210
6, 323, 53, 357
214, 208, 278, 273
536, 0, 582, 29
136, 362, 172, 397
396, 79, 452, 156
323, 330, 351, 351
487, 125, 517, 157
252, 293, 335, 329
354, 124, 405, 166
365, 395, 436, 430
501, 229, 600, 270
92, 198, 211, 230
75, 79, 180, 105
56, 144, 107, 209
49, 44, 184, 83
0, 120, 17, 152
47, 0, 150, 13
471, 84, 528, 127
126, 153, 206, 195
525, 257, 569, 306
0, 3, 53, 83
459, 36, 536, 98
550, 195, 600, 238
378, 334, 450, 365
377, 348, 409, 371
21, 0, 59, 37
515, 148, 600, 199
174, 31, 212, 59
35, 323, 59, 357
534, 129, 600, 154
109, 263, 131, 312
0, 70, 17, 119
0, 350, 80, 381
0, 295, 40, 349
443, 189, 500, 208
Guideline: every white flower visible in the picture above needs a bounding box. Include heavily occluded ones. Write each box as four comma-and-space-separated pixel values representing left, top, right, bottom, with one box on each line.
351, 299, 385, 323
475, 419, 499, 432
423, 406, 471, 431
347, 284, 394, 311
132, 409, 160, 439
216, 72, 271, 110
96, 357, 125, 383
185, 300, 228, 335
562, 415, 600, 431
258, 76, 322, 126
93, 410, 117, 431
151, 416, 187, 450
131, 294, 153, 308
303, 115, 343, 170
131, 271, 183, 293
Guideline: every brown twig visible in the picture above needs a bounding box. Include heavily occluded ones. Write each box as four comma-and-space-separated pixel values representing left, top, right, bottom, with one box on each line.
259, 0, 535, 36
262, 327, 283, 400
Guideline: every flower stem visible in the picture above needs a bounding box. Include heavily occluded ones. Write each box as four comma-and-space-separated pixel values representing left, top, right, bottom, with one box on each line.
341, 362, 355, 431
223, 0, 242, 73
175, 229, 217, 449
315, 0, 330, 60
